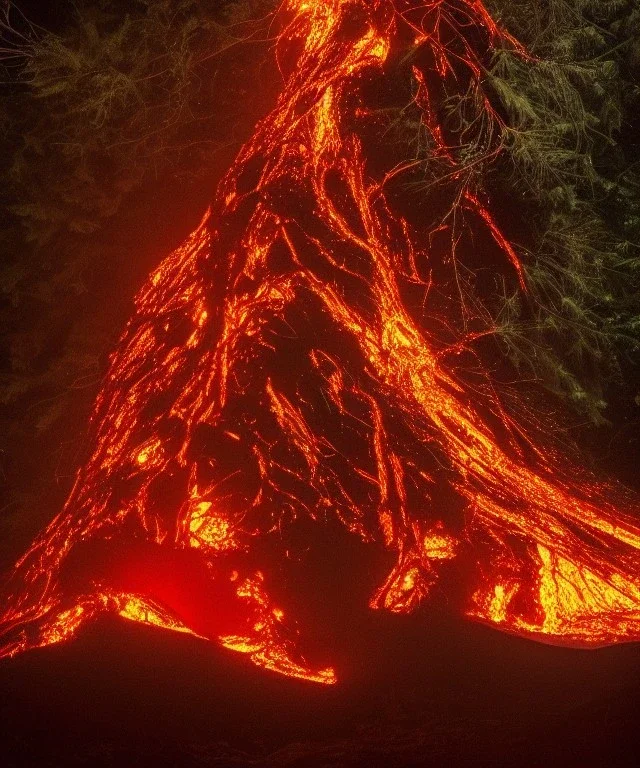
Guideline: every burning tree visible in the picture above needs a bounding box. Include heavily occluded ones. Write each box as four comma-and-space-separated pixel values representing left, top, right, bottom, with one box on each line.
1, 0, 639, 684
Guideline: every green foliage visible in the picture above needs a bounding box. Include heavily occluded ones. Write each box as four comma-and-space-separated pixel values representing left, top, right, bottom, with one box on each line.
2, 0, 268, 244
391, 0, 640, 423
0, 0, 269, 415
381, 0, 640, 423
482, 0, 640, 422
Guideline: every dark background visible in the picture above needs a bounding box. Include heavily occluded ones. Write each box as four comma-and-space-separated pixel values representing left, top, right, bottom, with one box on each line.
1, 601, 639, 766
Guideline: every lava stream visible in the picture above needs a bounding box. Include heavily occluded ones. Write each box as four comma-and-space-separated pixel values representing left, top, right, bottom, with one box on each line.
1, 0, 640, 683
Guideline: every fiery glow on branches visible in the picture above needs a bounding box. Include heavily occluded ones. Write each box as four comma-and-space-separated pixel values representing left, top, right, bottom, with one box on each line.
1, 0, 639, 682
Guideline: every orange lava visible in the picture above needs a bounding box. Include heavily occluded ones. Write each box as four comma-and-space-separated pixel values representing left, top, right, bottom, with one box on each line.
1, 0, 639, 682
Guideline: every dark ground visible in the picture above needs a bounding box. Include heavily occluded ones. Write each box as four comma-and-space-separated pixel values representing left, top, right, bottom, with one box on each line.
1, 605, 638, 767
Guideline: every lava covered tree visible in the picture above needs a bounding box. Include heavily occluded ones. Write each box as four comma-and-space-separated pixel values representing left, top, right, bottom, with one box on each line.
1, 0, 640, 682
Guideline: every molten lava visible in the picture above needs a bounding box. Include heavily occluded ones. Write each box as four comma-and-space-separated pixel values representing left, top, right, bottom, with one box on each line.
2, 0, 640, 683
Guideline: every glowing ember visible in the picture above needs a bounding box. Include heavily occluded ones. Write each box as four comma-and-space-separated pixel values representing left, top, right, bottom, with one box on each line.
1, 0, 639, 682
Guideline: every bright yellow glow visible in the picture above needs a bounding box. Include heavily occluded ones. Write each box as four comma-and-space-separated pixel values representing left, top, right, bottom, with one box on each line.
423, 527, 457, 559
188, 501, 238, 551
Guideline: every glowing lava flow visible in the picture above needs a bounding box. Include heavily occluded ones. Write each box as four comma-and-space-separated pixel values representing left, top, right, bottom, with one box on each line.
1, 0, 640, 682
